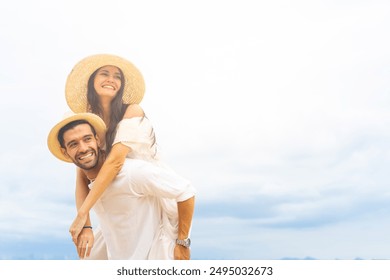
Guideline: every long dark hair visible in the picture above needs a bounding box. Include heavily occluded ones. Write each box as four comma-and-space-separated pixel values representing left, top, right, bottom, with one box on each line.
87, 67, 128, 154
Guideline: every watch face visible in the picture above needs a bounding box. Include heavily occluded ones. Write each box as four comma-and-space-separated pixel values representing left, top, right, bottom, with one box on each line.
177, 238, 191, 247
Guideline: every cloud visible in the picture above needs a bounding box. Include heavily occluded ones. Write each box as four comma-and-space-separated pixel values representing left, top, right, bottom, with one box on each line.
192, 201, 390, 260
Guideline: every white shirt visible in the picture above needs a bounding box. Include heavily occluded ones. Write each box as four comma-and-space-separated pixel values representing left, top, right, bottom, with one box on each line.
90, 158, 195, 259
88, 117, 195, 259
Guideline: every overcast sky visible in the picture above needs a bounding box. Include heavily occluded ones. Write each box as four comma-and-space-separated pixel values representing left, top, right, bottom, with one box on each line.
1, 0, 390, 260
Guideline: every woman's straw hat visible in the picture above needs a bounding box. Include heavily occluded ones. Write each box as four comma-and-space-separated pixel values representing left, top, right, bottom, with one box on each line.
47, 112, 107, 162
65, 54, 145, 113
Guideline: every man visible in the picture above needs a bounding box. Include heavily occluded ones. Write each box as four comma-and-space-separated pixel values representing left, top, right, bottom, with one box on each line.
47, 112, 195, 260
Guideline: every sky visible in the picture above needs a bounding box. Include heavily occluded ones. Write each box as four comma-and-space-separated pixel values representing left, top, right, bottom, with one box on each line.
1, 0, 390, 260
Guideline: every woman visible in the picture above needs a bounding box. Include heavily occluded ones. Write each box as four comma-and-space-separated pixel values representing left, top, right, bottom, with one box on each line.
64, 54, 195, 260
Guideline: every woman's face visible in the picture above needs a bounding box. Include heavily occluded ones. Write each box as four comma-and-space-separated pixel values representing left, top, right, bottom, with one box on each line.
93, 65, 122, 101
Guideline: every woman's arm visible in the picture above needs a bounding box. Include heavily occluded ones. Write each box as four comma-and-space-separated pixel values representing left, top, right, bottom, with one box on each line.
69, 140, 131, 242
74, 168, 94, 258
77, 104, 144, 214
69, 104, 144, 242
75, 168, 91, 223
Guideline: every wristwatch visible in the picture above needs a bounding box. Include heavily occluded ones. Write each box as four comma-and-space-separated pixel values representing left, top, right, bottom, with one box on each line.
176, 238, 191, 248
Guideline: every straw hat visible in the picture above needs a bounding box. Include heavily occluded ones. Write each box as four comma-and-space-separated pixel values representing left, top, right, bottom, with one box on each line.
65, 54, 145, 113
47, 112, 107, 162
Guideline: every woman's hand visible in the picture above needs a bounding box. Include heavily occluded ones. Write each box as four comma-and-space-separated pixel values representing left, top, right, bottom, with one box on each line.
76, 227, 94, 259
69, 212, 88, 244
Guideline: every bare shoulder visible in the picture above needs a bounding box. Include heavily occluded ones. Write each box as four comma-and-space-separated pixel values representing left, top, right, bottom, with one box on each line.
123, 104, 145, 119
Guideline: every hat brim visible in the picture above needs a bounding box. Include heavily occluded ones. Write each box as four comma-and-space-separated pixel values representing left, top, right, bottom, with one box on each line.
47, 112, 107, 162
65, 54, 145, 113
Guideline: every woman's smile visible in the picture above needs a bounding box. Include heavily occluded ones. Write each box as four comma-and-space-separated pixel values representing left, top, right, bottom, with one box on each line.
94, 65, 122, 99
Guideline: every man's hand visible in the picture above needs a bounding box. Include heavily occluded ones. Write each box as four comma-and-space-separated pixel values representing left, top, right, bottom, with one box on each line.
174, 244, 190, 260
76, 227, 94, 259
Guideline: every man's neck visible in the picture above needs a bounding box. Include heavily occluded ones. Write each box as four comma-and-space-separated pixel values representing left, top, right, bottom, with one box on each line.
83, 151, 105, 182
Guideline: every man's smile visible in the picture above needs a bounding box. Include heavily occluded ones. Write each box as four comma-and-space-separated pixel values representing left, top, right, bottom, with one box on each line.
78, 152, 94, 161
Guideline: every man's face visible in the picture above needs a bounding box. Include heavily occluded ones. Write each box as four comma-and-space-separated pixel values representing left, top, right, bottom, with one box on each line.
61, 123, 100, 170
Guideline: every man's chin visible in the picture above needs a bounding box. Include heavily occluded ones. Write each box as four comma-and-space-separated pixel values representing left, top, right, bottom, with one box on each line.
74, 160, 98, 171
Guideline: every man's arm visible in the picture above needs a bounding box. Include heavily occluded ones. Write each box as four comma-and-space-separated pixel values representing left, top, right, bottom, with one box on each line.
175, 196, 195, 260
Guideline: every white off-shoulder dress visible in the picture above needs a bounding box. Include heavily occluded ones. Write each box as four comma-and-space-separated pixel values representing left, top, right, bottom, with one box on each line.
88, 117, 195, 260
